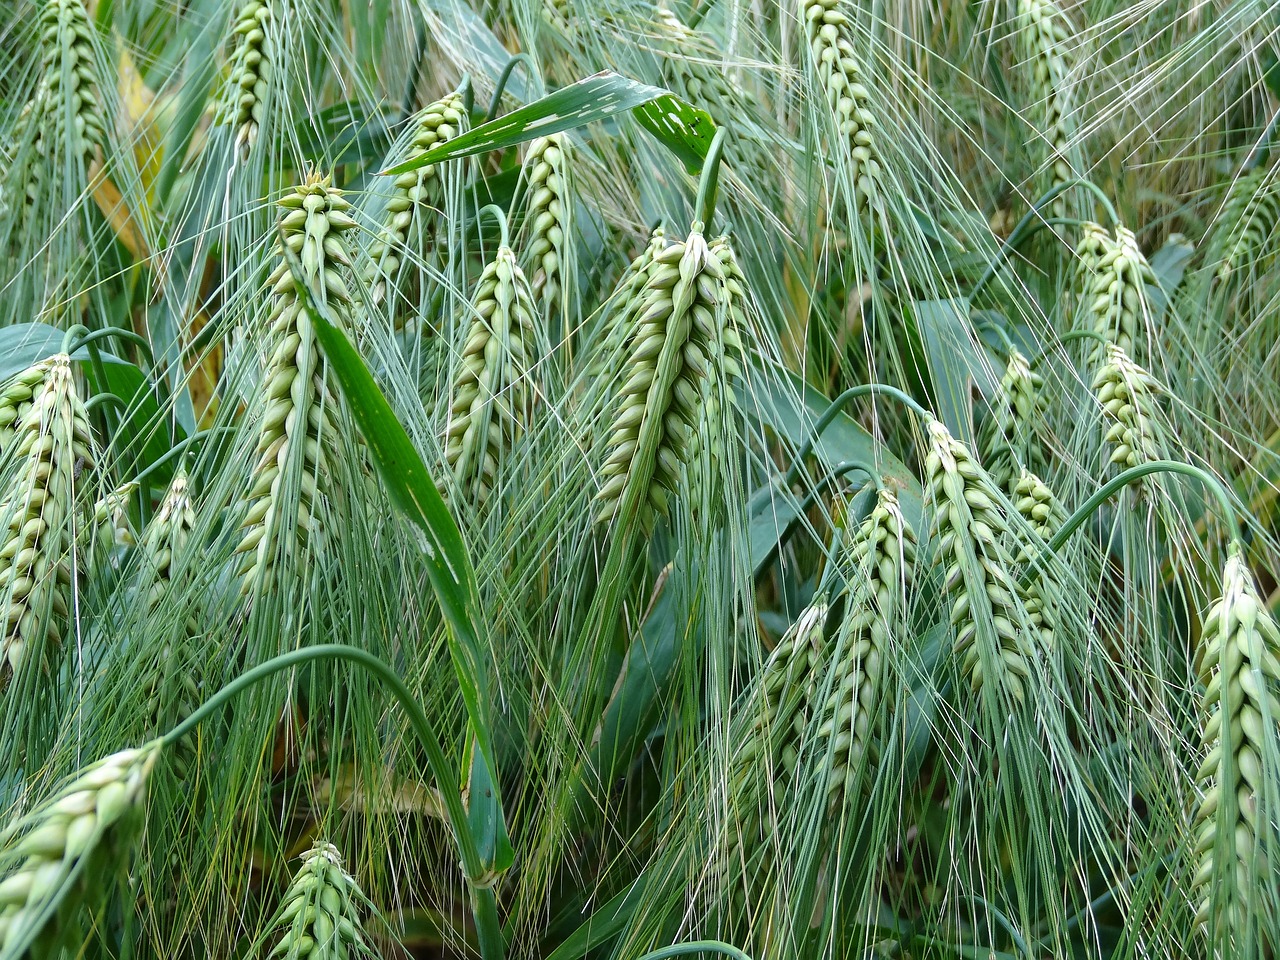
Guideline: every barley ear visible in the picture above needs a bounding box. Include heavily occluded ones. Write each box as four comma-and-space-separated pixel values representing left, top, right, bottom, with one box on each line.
235, 171, 357, 595
594, 226, 727, 530
925, 418, 1035, 705
1018, 0, 1075, 219
443, 244, 540, 509
365, 89, 469, 308
264, 841, 378, 960
1091, 343, 1165, 470
1213, 168, 1280, 284
1012, 468, 1066, 655
1191, 545, 1280, 950
520, 133, 573, 321
0, 741, 163, 959
218, 0, 274, 156
978, 348, 1044, 492
1077, 223, 1156, 365
0, 355, 92, 691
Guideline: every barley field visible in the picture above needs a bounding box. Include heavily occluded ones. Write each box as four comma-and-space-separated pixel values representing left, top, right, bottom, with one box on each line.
0, 0, 1279, 957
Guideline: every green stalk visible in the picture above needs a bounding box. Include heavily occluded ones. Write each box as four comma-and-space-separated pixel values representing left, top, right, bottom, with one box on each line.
694, 127, 728, 233
636, 941, 753, 960
1019, 460, 1245, 585
163, 644, 506, 960
782, 383, 932, 489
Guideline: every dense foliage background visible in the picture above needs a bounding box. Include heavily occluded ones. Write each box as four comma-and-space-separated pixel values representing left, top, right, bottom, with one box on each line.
1, 0, 1279, 957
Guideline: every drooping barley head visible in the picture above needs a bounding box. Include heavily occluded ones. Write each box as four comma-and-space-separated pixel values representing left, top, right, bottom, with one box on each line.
264, 841, 377, 960
37, 0, 105, 172
364, 89, 469, 308
1091, 343, 1165, 470
1213, 168, 1280, 285
814, 487, 916, 806
978, 349, 1044, 492
587, 227, 672, 380
443, 245, 540, 509
1018, 0, 1075, 219
1011, 468, 1066, 655
519, 133, 573, 322
0, 741, 162, 959
1077, 223, 1156, 365
235, 172, 357, 595
800, 0, 883, 214
654, 6, 741, 126
218, 0, 273, 157
925, 419, 1035, 705
0, 356, 92, 692
1191, 545, 1280, 951
594, 225, 729, 530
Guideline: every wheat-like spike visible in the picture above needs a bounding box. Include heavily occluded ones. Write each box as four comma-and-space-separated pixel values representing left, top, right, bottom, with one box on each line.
520, 133, 572, 319
654, 6, 741, 125
801, 0, 882, 212
266, 841, 377, 960
0, 741, 162, 959
815, 488, 916, 805
978, 349, 1044, 492
587, 227, 672, 380
443, 245, 540, 509
594, 226, 726, 529
541, 0, 570, 31
0, 356, 92, 692
364, 90, 468, 307
1077, 223, 1156, 366
723, 601, 828, 881
1012, 468, 1066, 654
1018, 0, 1075, 219
1191, 546, 1280, 946
925, 418, 1035, 705
35, 0, 106, 173
235, 172, 357, 594
137, 471, 202, 738
1214, 168, 1280, 283
0, 360, 61, 454
1091, 343, 1165, 469
218, 0, 273, 156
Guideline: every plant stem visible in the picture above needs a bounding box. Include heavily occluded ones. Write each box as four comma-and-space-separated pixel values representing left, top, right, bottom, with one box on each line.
782, 383, 932, 488
1020, 460, 1245, 585
636, 940, 753, 960
488, 54, 537, 121
163, 644, 506, 960
694, 127, 729, 232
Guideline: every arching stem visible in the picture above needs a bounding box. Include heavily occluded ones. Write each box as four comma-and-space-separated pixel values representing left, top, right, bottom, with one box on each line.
971, 179, 1120, 300
693, 127, 729, 232
636, 941, 753, 960
163, 644, 506, 960
1030, 329, 1109, 368
487, 54, 537, 121
478, 203, 510, 250
1020, 460, 1245, 585
782, 383, 933, 489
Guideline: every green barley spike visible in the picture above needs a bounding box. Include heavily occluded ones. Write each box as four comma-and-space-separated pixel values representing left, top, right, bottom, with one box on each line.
219, 0, 273, 156
1077, 222, 1156, 366
0, 741, 162, 960
1214, 168, 1280, 284
365, 89, 468, 308
1092, 343, 1165, 470
1012, 468, 1065, 654
443, 245, 540, 508
1018, 0, 1075, 219
1191, 544, 1280, 950
264, 841, 377, 960
37, 0, 105, 171
978, 348, 1044, 492
520, 133, 572, 319
0, 355, 92, 692
588, 227, 672, 380
234, 171, 358, 594
594, 225, 728, 530
925, 418, 1035, 705
815, 487, 916, 805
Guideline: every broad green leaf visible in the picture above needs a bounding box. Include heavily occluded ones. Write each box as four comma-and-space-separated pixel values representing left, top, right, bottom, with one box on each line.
295, 271, 514, 878
380, 72, 714, 178
916, 297, 999, 447
633, 93, 718, 175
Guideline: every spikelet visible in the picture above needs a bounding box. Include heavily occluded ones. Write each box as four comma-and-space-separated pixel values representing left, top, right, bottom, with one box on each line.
364, 90, 468, 307
1191, 545, 1280, 948
1018, 0, 1075, 218
137, 472, 202, 738
0, 356, 91, 691
924, 419, 1034, 705
594, 225, 727, 529
443, 245, 539, 508
265, 841, 377, 960
219, 0, 273, 156
0, 741, 162, 959
800, 0, 882, 213
35, 0, 105, 173
814, 488, 916, 805
1214, 168, 1280, 284
654, 6, 740, 125
1077, 223, 1156, 366
1091, 343, 1164, 470
978, 349, 1044, 492
519, 133, 572, 319
235, 172, 357, 594
1011, 469, 1066, 654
